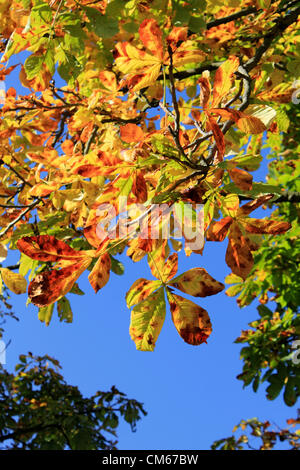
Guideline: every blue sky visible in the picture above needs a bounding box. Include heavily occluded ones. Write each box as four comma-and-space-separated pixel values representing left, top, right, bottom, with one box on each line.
1, 57, 297, 450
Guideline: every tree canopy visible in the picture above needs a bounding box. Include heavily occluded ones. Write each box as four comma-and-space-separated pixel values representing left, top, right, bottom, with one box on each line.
0, 0, 299, 450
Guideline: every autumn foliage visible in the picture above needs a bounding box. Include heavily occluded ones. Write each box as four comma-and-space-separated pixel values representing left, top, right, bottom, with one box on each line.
0, 0, 299, 360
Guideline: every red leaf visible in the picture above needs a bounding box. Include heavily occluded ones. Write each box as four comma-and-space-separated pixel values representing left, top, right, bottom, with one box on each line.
28, 258, 91, 307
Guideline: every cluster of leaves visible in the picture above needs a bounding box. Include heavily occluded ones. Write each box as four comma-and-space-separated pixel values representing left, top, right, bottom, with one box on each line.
224, 105, 300, 406
0, 0, 299, 352
0, 352, 146, 450
211, 411, 300, 450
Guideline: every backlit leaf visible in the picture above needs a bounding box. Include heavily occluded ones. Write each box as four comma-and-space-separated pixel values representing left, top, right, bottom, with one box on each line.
168, 268, 224, 297
28, 258, 92, 307
0, 268, 27, 295
167, 290, 212, 346
129, 288, 166, 351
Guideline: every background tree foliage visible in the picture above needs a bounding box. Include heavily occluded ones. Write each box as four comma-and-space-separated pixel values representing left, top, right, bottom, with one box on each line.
0, 0, 299, 449
0, 352, 146, 449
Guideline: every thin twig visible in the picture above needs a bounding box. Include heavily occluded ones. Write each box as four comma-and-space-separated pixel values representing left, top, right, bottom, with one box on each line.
0, 200, 40, 239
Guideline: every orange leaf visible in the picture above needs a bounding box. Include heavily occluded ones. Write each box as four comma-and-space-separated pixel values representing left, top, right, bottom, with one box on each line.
167, 26, 188, 49
229, 168, 253, 191
206, 216, 233, 241
88, 253, 111, 293
225, 223, 253, 280
236, 114, 266, 134
139, 19, 163, 61
198, 75, 211, 109
28, 258, 91, 307
238, 195, 274, 216
212, 56, 240, 108
120, 123, 144, 143
29, 182, 60, 197
161, 253, 178, 283
244, 219, 291, 235
17, 235, 87, 262
132, 171, 148, 203
211, 108, 266, 134
207, 114, 225, 161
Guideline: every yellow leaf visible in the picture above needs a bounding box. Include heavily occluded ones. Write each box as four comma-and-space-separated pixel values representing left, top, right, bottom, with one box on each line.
0, 268, 27, 295
130, 288, 166, 351
0, 243, 7, 262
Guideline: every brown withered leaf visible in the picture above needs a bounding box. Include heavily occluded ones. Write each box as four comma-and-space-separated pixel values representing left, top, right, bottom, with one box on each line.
207, 114, 225, 162
132, 171, 147, 203
206, 216, 233, 241
237, 195, 274, 216
168, 268, 224, 297
244, 219, 291, 235
228, 168, 253, 191
161, 253, 178, 283
225, 223, 253, 280
17, 235, 86, 262
28, 258, 92, 307
88, 253, 111, 293
167, 290, 212, 346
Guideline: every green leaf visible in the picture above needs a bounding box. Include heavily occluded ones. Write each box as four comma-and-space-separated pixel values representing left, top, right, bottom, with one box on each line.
220, 154, 263, 171
266, 374, 284, 401
188, 16, 206, 32
38, 303, 54, 326
84, 8, 119, 38
284, 378, 297, 407
129, 287, 166, 351
57, 297, 73, 323
275, 107, 290, 132
69, 283, 85, 296
110, 256, 125, 276
58, 53, 83, 83
257, 305, 272, 318
223, 182, 284, 197
174, 6, 191, 25
24, 54, 44, 80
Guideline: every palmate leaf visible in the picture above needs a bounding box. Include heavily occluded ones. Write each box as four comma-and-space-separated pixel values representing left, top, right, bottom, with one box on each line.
127, 253, 224, 349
